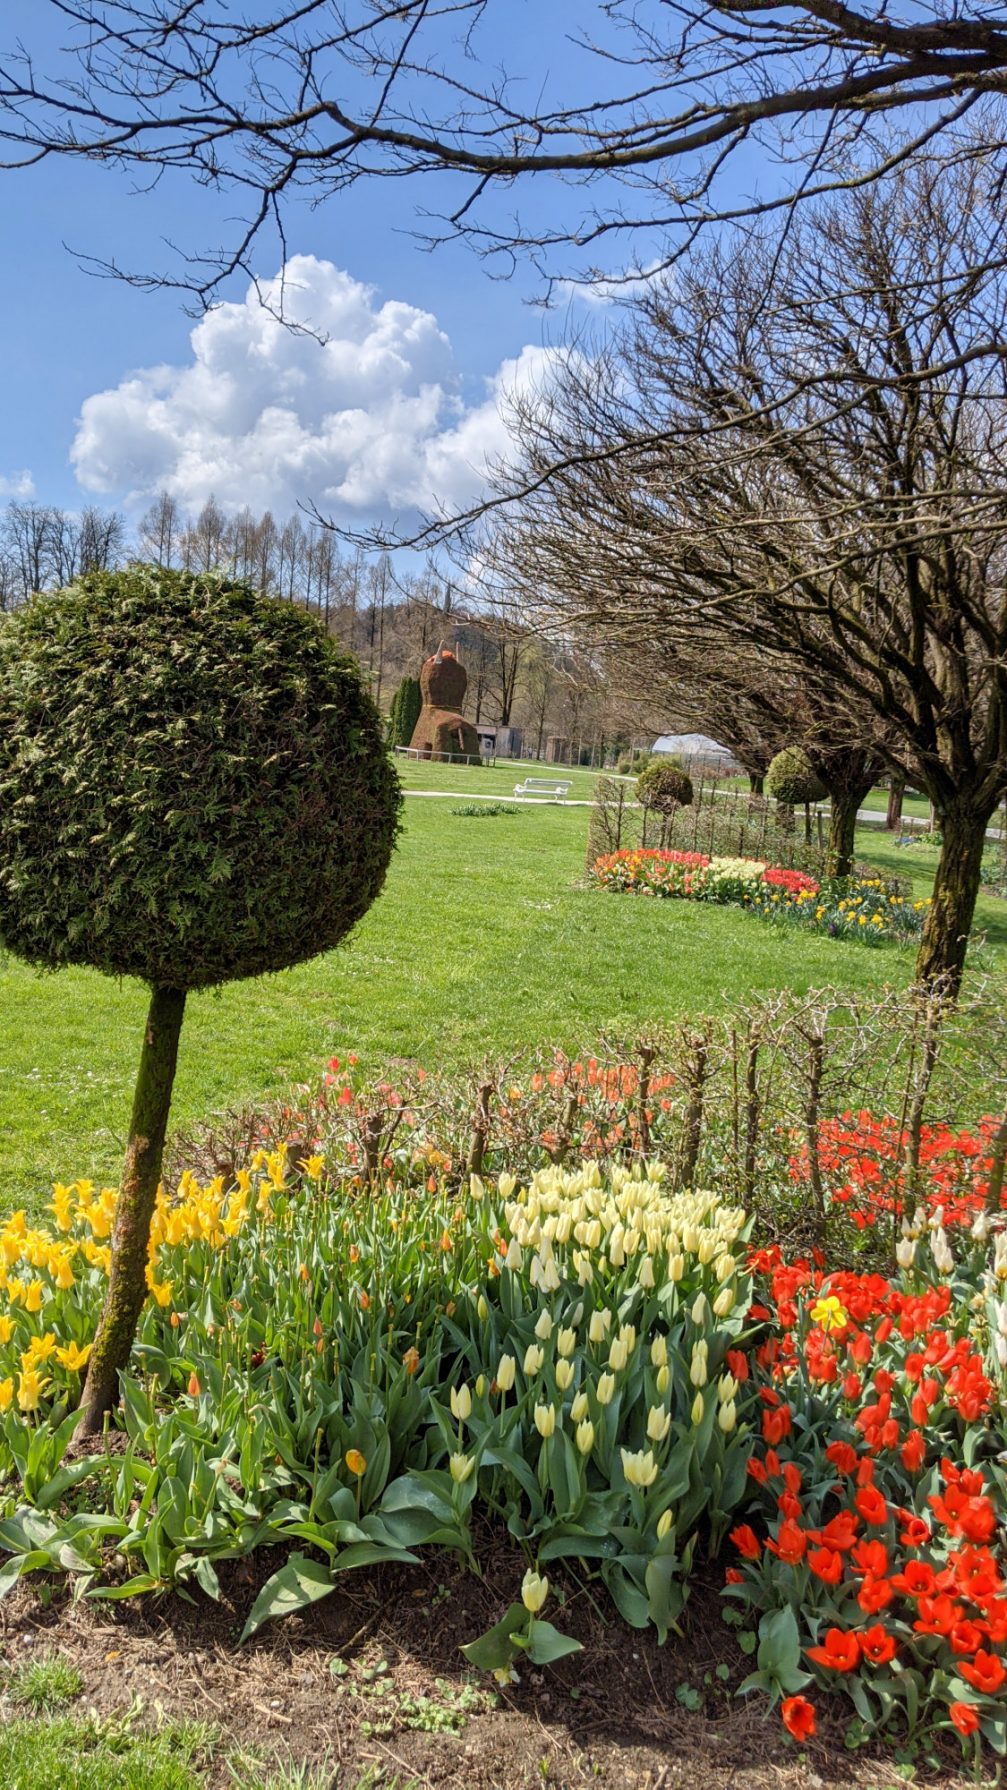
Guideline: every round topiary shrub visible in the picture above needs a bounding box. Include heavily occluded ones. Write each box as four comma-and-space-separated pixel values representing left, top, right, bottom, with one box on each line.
0, 566, 401, 1431
764, 746, 827, 807
636, 760, 694, 814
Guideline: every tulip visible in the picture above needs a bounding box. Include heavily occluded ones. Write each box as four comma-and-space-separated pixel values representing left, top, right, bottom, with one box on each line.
476, 1293, 489, 1322
608, 1337, 629, 1372
650, 1335, 668, 1369
449, 1452, 474, 1484
523, 1344, 545, 1376
718, 1374, 738, 1403
589, 1311, 611, 1344
712, 1286, 736, 1318
647, 1406, 671, 1443
496, 1353, 517, 1391
534, 1402, 557, 1438
450, 1383, 472, 1422
668, 1254, 685, 1282
576, 1419, 595, 1455
534, 1310, 553, 1341
691, 1293, 709, 1326
717, 1399, 737, 1433
345, 1448, 367, 1477
556, 1327, 576, 1358
596, 1372, 616, 1406
656, 1508, 674, 1540
521, 1570, 549, 1614
570, 1390, 590, 1423
555, 1358, 574, 1392
691, 1391, 705, 1426
655, 1363, 670, 1396
621, 1447, 658, 1489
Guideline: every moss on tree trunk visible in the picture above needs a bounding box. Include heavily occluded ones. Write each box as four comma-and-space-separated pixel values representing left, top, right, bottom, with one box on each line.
75, 984, 186, 1438
914, 803, 992, 996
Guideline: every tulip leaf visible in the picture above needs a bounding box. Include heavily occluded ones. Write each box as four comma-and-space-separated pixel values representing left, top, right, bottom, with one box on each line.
460, 1601, 529, 1672
240, 1551, 335, 1642
525, 1619, 584, 1666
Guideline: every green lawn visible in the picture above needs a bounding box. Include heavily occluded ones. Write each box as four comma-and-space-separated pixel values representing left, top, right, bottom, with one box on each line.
1, 768, 1003, 1216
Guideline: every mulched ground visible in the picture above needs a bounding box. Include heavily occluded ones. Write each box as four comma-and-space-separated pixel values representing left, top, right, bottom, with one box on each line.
0, 1546, 974, 1790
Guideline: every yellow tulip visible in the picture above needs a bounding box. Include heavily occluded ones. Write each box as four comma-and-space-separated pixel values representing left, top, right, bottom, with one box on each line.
449, 1452, 474, 1484
450, 1383, 472, 1422
496, 1354, 517, 1392
646, 1406, 671, 1443
345, 1448, 368, 1477
575, 1419, 595, 1455
521, 1570, 549, 1614
533, 1402, 557, 1438
17, 1368, 48, 1413
621, 1447, 658, 1489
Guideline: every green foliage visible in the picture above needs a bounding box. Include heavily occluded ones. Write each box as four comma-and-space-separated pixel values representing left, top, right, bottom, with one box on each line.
0, 1715, 214, 1790
636, 761, 694, 814
764, 746, 827, 807
388, 675, 422, 749
0, 1162, 754, 1659
0, 566, 401, 989
450, 802, 521, 817
5, 1650, 83, 1710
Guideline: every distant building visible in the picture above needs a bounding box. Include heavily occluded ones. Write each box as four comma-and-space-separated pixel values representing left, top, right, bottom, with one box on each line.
476, 724, 523, 759
652, 732, 739, 772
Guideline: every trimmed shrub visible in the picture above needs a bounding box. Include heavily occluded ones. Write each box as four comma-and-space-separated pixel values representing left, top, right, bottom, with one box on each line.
0, 565, 401, 1430
636, 761, 694, 814
764, 746, 827, 806
388, 674, 422, 748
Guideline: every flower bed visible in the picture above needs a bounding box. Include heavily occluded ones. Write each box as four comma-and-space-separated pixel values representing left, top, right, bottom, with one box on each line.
3, 1087, 1006, 1757
789, 1111, 1007, 1232
727, 1225, 1007, 1756
590, 849, 927, 944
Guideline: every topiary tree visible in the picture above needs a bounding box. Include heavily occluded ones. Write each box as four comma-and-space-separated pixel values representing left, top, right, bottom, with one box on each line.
636, 760, 694, 815
765, 747, 827, 845
388, 674, 422, 749
636, 759, 694, 847
0, 567, 401, 1435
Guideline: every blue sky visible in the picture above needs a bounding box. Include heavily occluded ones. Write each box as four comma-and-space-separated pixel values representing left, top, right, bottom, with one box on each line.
0, 3, 749, 530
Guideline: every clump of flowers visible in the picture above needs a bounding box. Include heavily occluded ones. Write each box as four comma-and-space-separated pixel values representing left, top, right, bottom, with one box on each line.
590, 850, 923, 945
0, 1155, 756, 1662
789, 1111, 1007, 1230
727, 1223, 1007, 1754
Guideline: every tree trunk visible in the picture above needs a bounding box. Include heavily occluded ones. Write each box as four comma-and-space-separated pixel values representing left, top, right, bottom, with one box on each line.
886, 774, 905, 831
748, 774, 764, 795
913, 802, 992, 995
826, 788, 865, 878
75, 985, 187, 1437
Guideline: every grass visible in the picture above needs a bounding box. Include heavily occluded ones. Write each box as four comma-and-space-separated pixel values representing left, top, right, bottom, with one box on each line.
5, 1650, 83, 1711
0, 1713, 403, 1790
1, 758, 1003, 1217
0, 1716, 216, 1790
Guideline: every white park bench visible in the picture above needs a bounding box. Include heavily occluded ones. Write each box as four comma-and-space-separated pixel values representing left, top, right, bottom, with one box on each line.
513, 775, 572, 799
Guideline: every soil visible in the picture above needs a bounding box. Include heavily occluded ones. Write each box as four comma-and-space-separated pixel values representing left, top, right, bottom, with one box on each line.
0, 1547, 975, 1790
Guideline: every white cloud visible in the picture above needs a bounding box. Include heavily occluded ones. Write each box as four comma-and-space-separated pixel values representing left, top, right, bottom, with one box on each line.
71, 257, 557, 523
0, 470, 35, 499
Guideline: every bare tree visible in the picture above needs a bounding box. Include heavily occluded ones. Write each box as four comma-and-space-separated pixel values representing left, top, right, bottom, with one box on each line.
2, 501, 54, 597
2, 6, 1007, 308
138, 492, 180, 568
79, 505, 126, 572
489, 157, 1007, 990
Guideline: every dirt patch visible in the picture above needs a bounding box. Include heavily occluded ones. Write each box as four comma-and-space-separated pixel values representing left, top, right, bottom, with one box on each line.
0, 1551, 969, 1789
